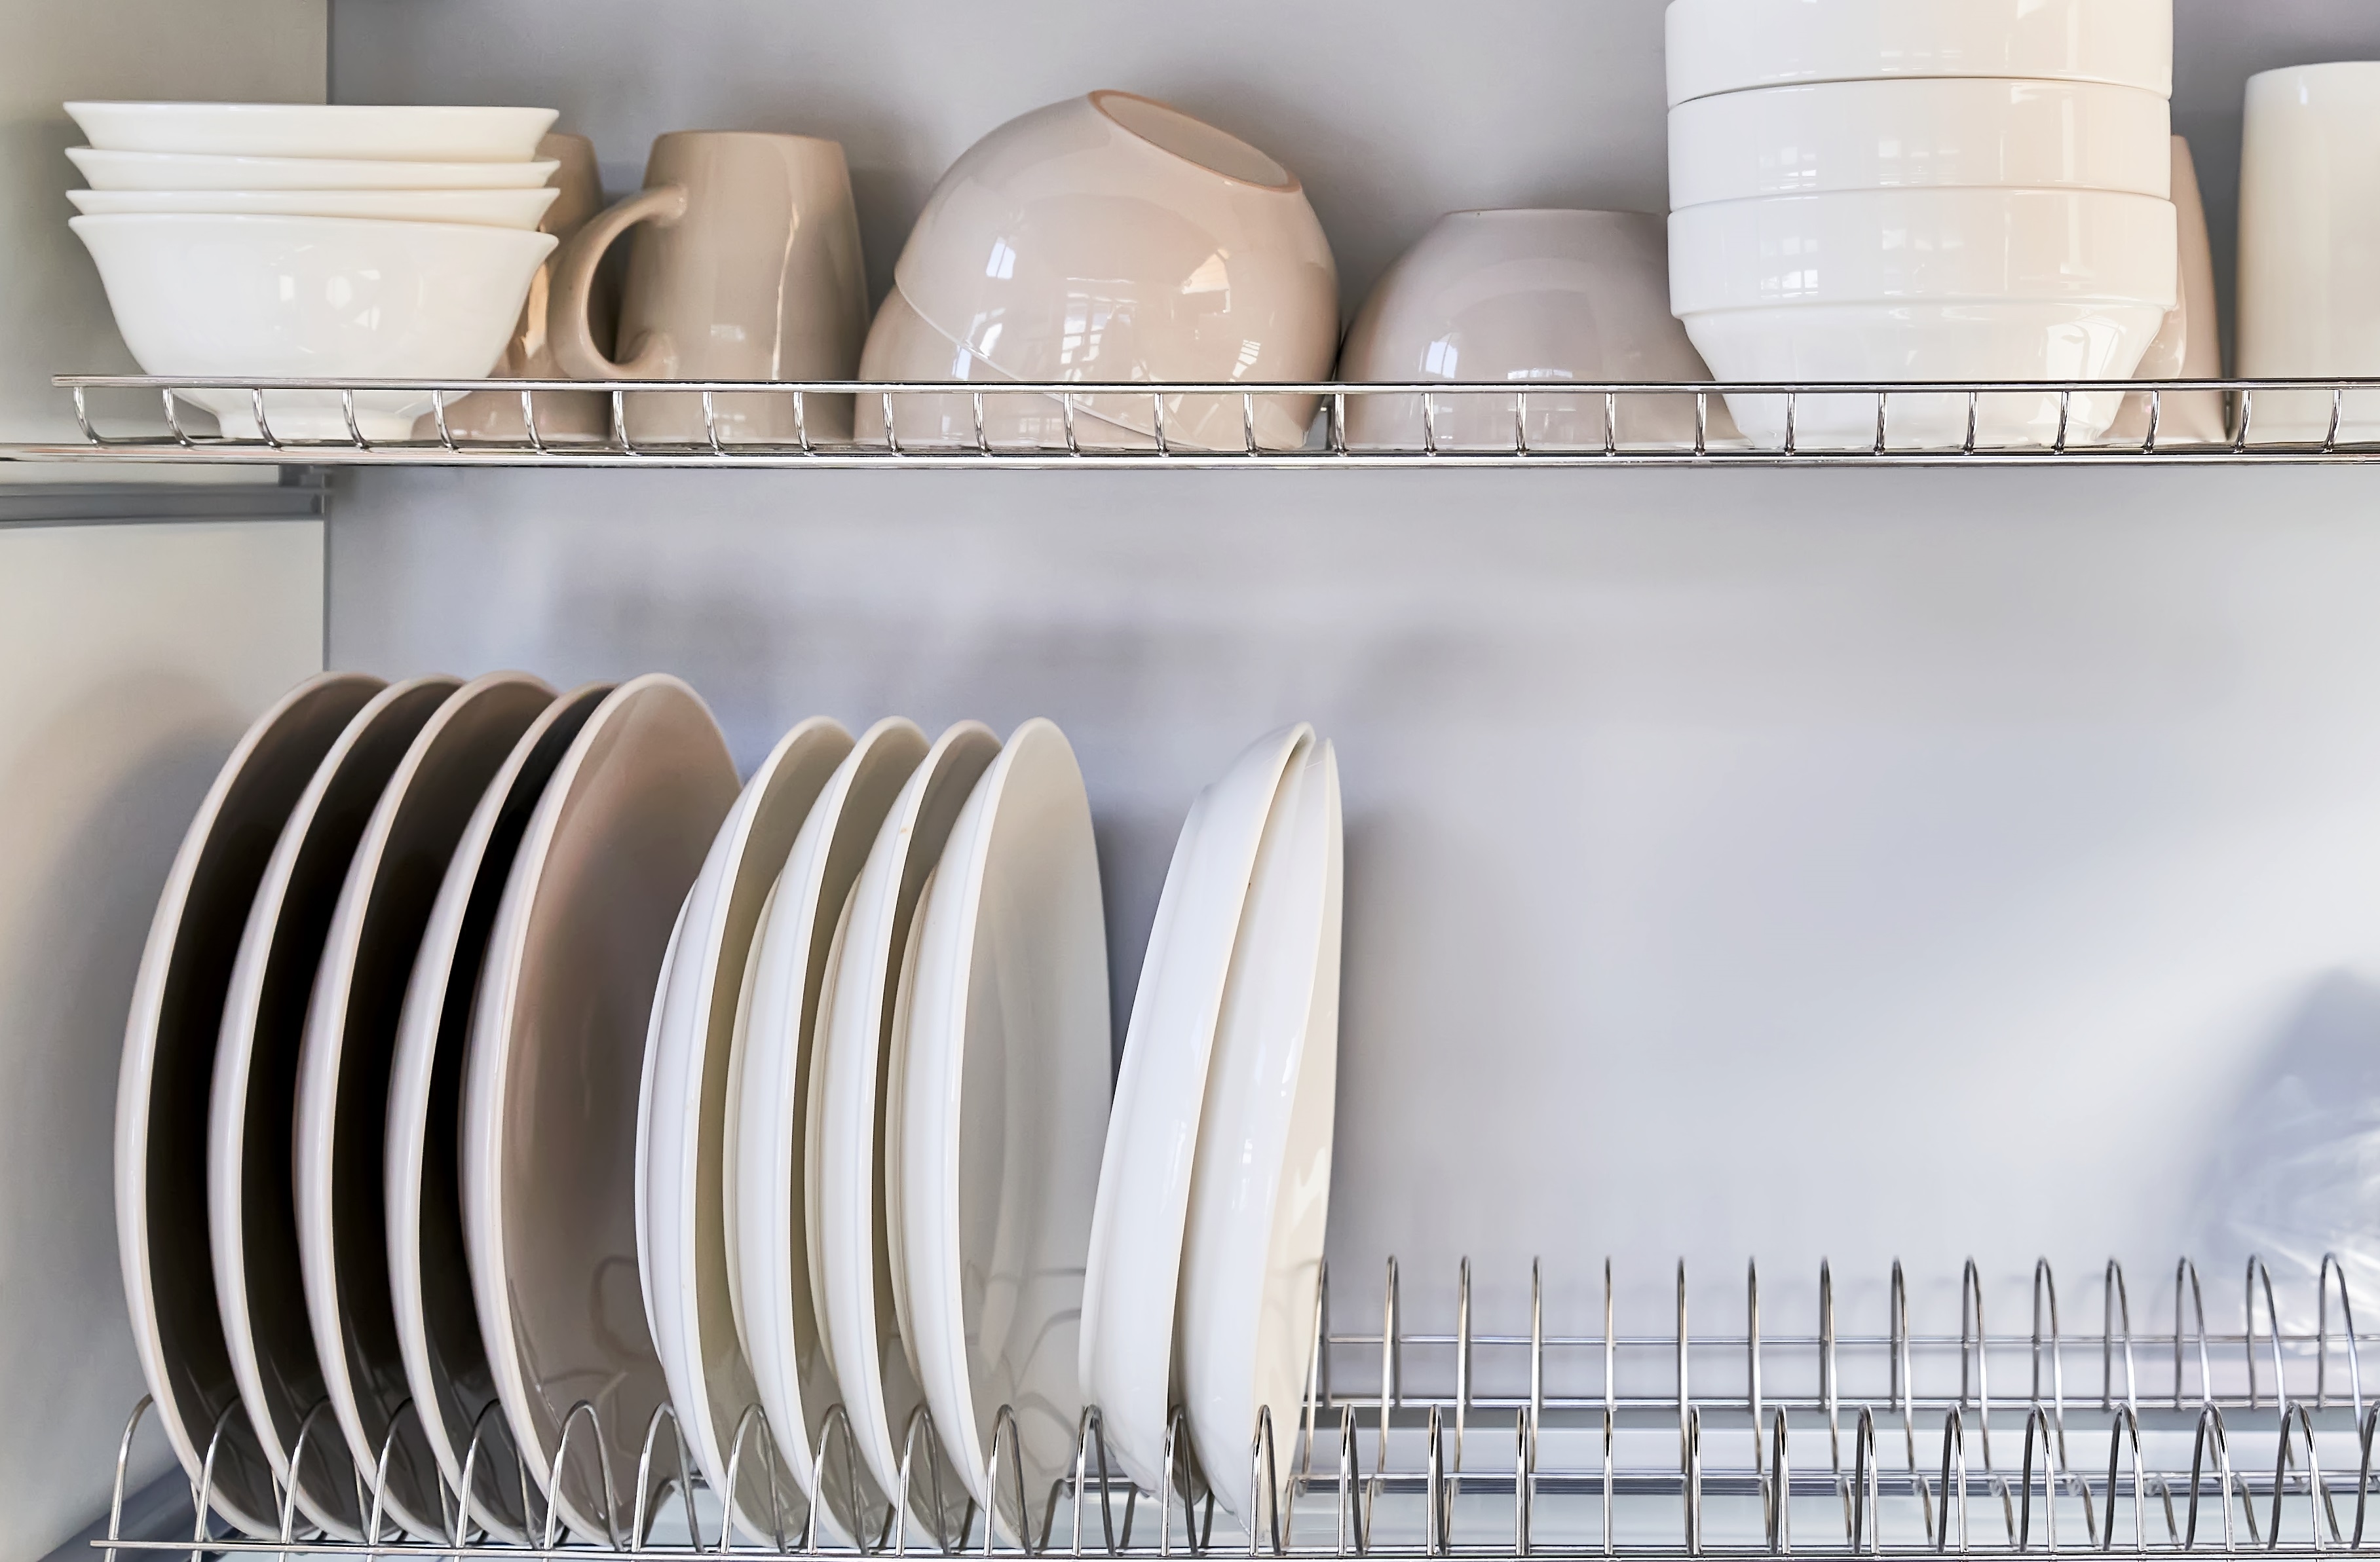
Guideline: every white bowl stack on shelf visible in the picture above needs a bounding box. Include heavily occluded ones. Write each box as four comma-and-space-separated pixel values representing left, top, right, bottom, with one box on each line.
65, 102, 563, 441
1663, 0, 2180, 449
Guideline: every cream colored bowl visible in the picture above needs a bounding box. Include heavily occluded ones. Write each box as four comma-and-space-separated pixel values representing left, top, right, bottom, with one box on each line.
1338, 209, 1731, 451
69, 186, 560, 230
890, 90, 1336, 451
1669, 78, 2172, 208
1664, 0, 2173, 106
66, 101, 557, 162
72, 214, 556, 439
67, 147, 560, 191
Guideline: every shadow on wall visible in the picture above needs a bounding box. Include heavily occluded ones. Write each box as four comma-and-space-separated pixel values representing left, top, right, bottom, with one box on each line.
2187, 968, 2380, 1331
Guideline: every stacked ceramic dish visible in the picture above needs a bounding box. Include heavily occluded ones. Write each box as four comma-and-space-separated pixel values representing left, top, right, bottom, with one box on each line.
1664, 0, 2181, 448
66, 102, 562, 440
117, 669, 1342, 1548
858, 90, 1339, 453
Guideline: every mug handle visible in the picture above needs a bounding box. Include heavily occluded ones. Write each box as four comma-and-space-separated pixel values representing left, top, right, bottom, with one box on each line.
550, 183, 690, 379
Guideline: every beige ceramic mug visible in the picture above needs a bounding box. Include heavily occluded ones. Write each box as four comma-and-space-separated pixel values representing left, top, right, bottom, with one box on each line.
552, 130, 869, 443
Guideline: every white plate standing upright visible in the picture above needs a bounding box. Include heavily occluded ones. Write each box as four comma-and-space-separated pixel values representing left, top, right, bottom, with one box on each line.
898, 719, 1112, 1543
1178, 741, 1344, 1529
639, 718, 853, 1544
460, 676, 738, 1546
208, 677, 459, 1540
1079, 724, 1314, 1499
810, 722, 1002, 1545
118, 673, 383, 1538
727, 719, 930, 1546
292, 674, 556, 1540
386, 684, 611, 1542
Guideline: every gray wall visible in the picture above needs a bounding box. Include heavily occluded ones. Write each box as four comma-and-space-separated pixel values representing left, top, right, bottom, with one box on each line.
326, 1, 2380, 1339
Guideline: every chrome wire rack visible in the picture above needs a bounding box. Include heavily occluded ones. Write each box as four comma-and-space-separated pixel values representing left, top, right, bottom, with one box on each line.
23, 375, 2380, 468
92, 1254, 2380, 1561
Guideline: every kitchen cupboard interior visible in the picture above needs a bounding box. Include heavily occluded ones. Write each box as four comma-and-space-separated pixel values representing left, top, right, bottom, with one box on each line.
12, 3, 2380, 1561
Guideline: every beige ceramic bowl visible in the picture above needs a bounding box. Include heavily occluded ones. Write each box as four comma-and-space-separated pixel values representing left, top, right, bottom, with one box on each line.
888, 91, 1337, 452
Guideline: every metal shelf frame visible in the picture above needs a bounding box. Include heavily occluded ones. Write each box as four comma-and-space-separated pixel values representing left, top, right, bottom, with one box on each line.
18, 376, 2380, 470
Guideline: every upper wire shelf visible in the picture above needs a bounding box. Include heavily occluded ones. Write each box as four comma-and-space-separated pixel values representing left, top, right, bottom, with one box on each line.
88, 1253, 2380, 1562
21, 375, 2380, 469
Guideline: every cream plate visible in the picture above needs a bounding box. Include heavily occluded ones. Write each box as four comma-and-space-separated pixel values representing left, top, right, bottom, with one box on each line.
1079, 724, 1313, 1496
64, 102, 558, 162
639, 719, 852, 1544
69, 185, 562, 230
387, 684, 609, 1542
727, 719, 928, 1545
294, 674, 554, 1540
208, 677, 457, 1539
810, 722, 1000, 1542
118, 673, 381, 1538
898, 719, 1110, 1541
460, 675, 737, 1546
66, 147, 561, 191
1178, 741, 1343, 1525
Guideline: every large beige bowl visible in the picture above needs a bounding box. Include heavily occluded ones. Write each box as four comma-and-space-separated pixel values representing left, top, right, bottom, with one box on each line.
889, 91, 1337, 452
72, 213, 555, 439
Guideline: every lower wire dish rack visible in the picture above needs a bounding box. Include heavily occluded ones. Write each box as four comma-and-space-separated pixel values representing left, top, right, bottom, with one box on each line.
24, 375, 2380, 468
92, 1255, 2380, 1561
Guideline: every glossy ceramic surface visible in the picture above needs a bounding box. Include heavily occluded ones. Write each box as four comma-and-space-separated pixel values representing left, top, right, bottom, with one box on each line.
810, 722, 1000, 1541
896, 720, 1109, 1537
728, 719, 927, 1545
1668, 188, 2177, 314
1663, 0, 2174, 106
1179, 742, 1342, 1525
71, 214, 554, 440
1080, 724, 1312, 1497
68, 186, 559, 228
2238, 63, 2380, 443
552, 131, 869, 444
460, 676, 738, 1546
1667, 79, 2171, 208
1338, 210, 1728, 451
208, 677, 456, 1540
293, 675, 553, 1541
639, 719, 852, 1544
887, 92, 1336, 452
2106, 136, 2225, 447
387, 684, 608, 1543
856, 286, 1167, 451
117, 673, 381, 1540
67, 147, 561, 191
441, 134, 615, 443
65, 101, 557, 162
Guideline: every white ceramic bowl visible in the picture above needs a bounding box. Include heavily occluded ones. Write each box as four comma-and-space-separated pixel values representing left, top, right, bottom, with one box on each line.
72, 214, 556, 439
1337, 209, 1733, 450
1669, 79, 2172, 209
68, 147, 560, 191
890, 90, 1336, 451
1665, 0, 2173, 105
1681, 302, 2173, 447
857, 286, 1287, 451
69, 186, 559, 230
66, 102, 557, 162
1670, 187, 2178, 314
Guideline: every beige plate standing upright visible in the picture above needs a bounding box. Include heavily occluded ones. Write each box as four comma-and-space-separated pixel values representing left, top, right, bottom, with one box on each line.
898, 719, 1112, 1542
208, 677, 459, 1540
293, 675, 556, 1540
387, 685, 611, 1543
460, 676, 738, 1546
637, 718, 852, 1544
810, 722, 1001, 1544
727, 718, 929, 1546
118, 673, 383, 1538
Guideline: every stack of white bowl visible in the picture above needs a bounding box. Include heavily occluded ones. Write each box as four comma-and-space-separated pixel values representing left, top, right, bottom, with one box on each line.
66, 102, 563, 441
1664, 0, 2180, 449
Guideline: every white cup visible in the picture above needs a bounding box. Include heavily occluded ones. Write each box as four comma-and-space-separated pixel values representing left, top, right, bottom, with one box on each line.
2237, 62, 2380, 445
